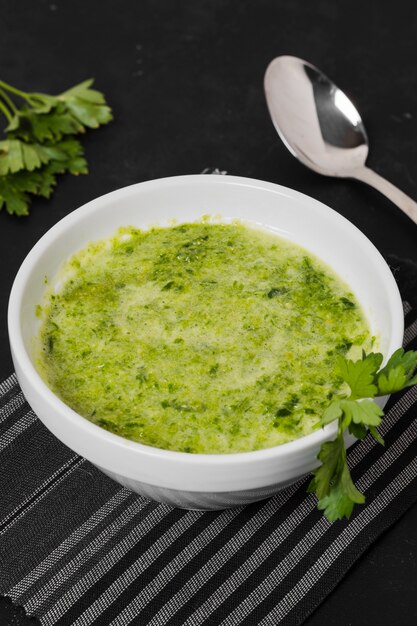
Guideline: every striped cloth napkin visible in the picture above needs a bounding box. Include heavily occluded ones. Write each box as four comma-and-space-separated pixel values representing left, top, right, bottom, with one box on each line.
1, 257, 417, 626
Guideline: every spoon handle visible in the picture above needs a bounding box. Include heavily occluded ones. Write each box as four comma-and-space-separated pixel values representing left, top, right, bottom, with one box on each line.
350, 166, 417, 225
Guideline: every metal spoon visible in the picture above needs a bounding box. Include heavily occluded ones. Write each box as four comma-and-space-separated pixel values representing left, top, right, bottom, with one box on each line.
264, 55, 417, 225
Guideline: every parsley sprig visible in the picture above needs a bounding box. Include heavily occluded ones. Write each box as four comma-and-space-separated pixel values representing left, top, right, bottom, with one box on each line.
309, 348, 417, 522
0, 79, 112, 215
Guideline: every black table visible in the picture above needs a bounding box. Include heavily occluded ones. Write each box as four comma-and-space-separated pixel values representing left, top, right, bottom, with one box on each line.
1, 1, 417, 624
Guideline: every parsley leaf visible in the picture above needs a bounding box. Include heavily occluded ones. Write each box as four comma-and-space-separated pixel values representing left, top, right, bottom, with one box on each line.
309, 348, 417, 522
321, 400, 343, 425
0, 139, 52, 175
308, 431, 365, 522
377, 348, 417, 394
308, 434, 345, 500
0, 78, 112, 215
339, 398, 383, 427
7, 103, 85, 142
57, 79, 113, 128
336, 352, 382, 400
317, 462, 365, 522
348, 422, 368, 441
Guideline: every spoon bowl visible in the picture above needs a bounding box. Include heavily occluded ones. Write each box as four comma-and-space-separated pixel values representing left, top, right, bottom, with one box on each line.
264, 55, 417, 224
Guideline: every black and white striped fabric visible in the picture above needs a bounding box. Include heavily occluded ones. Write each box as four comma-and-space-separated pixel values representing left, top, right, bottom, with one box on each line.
1, 259, 417, 626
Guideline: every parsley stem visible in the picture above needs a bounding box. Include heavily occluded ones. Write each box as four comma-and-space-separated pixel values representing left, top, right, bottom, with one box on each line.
0, 97, 12, 123
0, 88, 17, 115
0, 80, 31, 103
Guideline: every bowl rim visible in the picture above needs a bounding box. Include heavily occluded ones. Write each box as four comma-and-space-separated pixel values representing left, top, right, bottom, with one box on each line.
8, 174, 405, 468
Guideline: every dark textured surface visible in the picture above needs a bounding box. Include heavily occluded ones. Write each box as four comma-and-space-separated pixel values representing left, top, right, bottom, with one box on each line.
0, 0, 416, 624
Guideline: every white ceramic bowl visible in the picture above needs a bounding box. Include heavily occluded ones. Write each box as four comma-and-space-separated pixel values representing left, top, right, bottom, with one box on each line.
8, 175, 404, 509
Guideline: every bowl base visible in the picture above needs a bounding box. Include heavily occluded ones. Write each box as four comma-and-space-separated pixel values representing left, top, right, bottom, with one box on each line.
98, 465, 305, 510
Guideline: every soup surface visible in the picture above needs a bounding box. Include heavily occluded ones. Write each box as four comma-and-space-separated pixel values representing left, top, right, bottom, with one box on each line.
37, 222, 372, 453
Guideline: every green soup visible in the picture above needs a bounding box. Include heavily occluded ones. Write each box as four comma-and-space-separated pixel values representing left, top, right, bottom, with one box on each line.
37, 222, 372, 454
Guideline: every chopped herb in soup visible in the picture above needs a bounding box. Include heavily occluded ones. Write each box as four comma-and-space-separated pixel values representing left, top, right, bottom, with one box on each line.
36, 222, 373, 454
